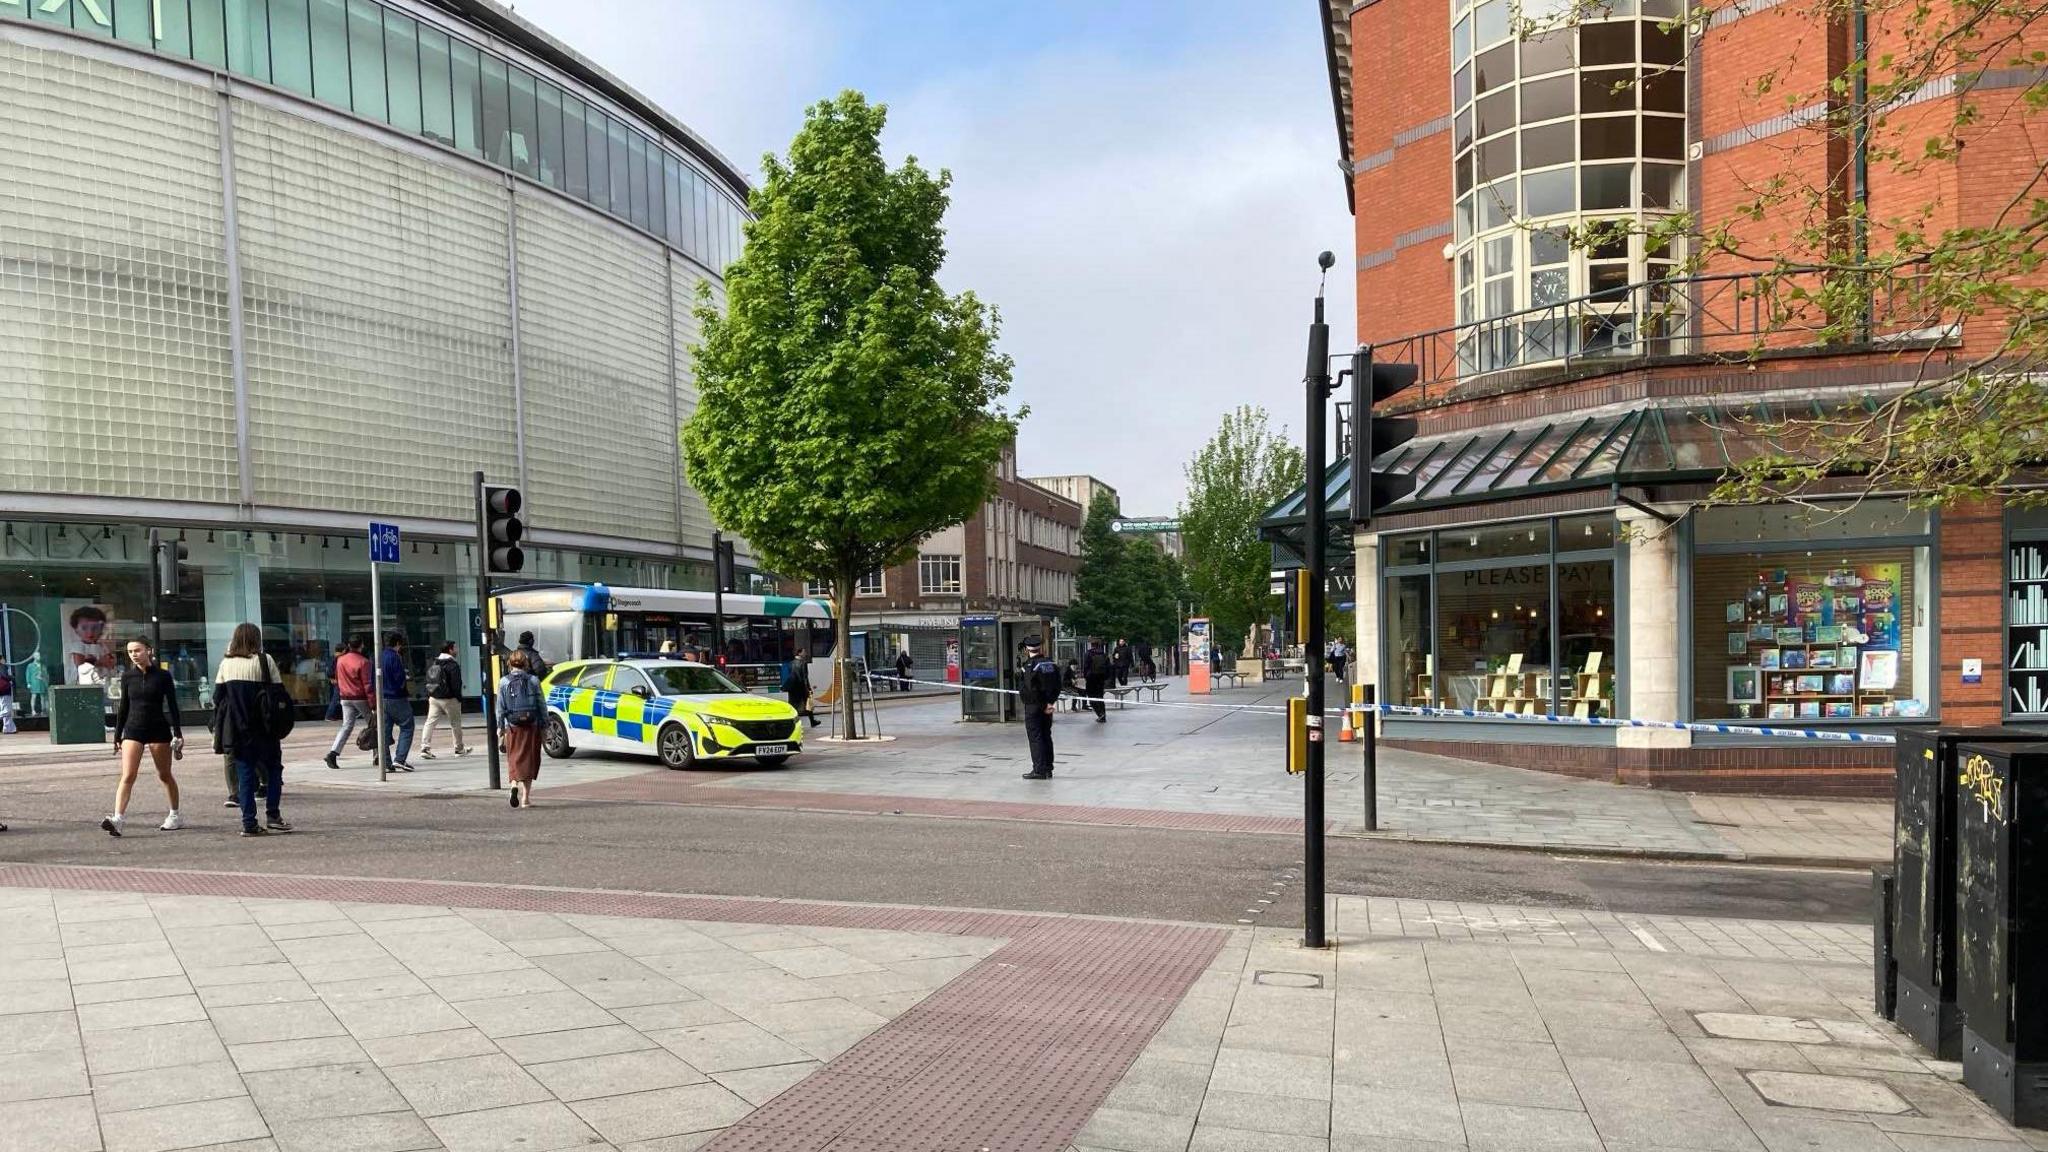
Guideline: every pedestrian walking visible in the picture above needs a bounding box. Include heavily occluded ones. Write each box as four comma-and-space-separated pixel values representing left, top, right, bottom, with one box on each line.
1082, 637, 1110, 723
784, 660, 819, 728
0, 661, 16, 735
893, 648, 913, 692
514, 631, 551, 680
1111, 639, 1132, 687
1135, 639, 1156, 683
419, 642, 470, 759
1017, 636, 1062, 778
380, 631, 416, 771
1329, 637, 1349, 683
101, 639, 184, 836
498, 650, 543, 808
323, 637, 372, 770
211, 622, 293, 837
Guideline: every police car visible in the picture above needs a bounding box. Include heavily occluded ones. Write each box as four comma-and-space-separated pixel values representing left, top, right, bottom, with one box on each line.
540, 657, 803, 769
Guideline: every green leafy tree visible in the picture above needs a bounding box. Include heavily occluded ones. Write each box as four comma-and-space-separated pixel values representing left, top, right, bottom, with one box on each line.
682, 91, 1017, 732
1179, 406, 1305, 654
1124, 541, 1186, 649
1065, 492, 1139, 642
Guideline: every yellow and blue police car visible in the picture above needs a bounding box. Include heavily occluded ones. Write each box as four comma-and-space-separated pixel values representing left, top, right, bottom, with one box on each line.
539, 657, 803, 769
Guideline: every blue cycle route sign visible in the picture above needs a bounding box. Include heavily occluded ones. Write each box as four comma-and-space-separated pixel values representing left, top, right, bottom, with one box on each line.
368, 522, 401, 565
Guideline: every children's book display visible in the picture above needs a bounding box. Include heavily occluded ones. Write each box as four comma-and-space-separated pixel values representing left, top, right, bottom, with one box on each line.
1723, 564, 1907, 719
2011, 541, 2048, 717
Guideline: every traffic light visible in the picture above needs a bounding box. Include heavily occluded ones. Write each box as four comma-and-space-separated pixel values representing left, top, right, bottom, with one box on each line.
481, 484, 525, 573
1349, 348, 1420, 526
149, 531, 188, 597
712, 532, 737, 593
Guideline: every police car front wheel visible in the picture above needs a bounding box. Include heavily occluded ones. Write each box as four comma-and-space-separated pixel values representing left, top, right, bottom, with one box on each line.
658, 723, 695, 770
542, 715, 575, 759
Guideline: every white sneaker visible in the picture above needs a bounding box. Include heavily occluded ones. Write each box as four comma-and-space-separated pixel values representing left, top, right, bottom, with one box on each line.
420, 749, 437, 760
159, 812, 184, 831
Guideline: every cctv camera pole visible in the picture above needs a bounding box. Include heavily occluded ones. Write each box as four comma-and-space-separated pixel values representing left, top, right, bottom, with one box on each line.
475, 471, 502, 793
1303, 251, 1335, 949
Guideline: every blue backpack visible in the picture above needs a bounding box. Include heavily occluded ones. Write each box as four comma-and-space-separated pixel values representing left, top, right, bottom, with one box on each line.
501, 671, 541, 726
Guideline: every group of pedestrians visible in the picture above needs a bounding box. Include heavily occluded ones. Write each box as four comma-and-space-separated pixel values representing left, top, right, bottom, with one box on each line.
97, 623, 294, 839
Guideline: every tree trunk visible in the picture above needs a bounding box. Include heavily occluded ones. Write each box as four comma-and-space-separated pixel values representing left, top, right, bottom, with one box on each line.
834, 568, 858, 738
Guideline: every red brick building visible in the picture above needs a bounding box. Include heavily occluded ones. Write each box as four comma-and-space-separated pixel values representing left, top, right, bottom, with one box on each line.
1308, 0, 2048, 793
818, 443, 1083, 677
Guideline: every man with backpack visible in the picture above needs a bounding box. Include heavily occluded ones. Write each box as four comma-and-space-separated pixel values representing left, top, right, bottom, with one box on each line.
419, 641, 469, 760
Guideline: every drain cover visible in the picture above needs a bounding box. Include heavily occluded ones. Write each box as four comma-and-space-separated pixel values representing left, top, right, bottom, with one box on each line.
1745, 1070, 1912, 1115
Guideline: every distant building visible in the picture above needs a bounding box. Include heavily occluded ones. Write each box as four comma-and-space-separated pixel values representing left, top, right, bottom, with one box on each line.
809, 444, 1084, 677
1024, 475, 1119, 516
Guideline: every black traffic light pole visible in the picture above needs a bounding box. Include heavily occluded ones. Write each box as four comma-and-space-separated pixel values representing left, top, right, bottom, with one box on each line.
147, 528, 165, 659
1303, 253, 1336, 950
712, 531, 726, 665
1350, 347, 1420, 837
475, 471, 501, 793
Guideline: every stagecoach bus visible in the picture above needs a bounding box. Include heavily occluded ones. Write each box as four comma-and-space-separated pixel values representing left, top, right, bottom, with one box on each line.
490, 583, 835, 695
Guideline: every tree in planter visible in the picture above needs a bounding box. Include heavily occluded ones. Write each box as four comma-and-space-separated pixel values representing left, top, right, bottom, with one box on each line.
682, 91, 1016, 734
1179, 406, 1305, 655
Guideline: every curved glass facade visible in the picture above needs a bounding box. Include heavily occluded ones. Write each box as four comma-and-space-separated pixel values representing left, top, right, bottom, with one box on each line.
0, 0, 745, 271
1450, 0, 1687, 364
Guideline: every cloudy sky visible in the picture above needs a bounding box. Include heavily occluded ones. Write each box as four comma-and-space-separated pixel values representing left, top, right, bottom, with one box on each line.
510, 0, 1356, 515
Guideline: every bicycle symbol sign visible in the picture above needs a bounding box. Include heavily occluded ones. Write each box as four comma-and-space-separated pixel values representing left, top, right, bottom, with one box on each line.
368, 522, 401, 565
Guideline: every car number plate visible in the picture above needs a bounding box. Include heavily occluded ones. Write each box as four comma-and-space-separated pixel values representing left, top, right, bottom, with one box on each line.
753, 744, 788, 756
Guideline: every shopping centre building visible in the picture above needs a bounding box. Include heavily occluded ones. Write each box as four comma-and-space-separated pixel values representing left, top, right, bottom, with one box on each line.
0, 0, 753, 718
1290, 0, 2048, 793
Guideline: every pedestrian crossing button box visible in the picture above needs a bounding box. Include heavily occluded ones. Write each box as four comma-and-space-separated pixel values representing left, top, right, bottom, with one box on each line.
1893, 727, 2046, 1059
1953, 742, 2048, 1128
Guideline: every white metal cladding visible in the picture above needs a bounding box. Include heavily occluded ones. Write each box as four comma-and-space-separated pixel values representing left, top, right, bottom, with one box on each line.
515, 192, 673, 542
0, 31, 751, 557
235, 99, 517, 519
670, 253, 718, 547
0, 40, 238, 504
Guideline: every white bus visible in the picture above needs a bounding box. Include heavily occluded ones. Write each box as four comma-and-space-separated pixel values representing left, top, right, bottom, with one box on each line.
490, 583, 835, 695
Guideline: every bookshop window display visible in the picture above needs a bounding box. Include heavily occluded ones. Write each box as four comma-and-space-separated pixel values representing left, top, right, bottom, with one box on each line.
1690, 502, 1933, 722
1382, 514, 1618, 719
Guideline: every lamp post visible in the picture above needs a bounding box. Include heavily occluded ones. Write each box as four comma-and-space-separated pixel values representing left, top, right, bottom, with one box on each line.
1302, 251, 1337, 949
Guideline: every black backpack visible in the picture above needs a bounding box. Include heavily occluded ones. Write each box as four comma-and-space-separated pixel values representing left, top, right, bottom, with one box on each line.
258, 656, 296, 740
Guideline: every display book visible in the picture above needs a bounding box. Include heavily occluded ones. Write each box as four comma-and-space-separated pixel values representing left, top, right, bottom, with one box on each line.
1725, 565, 1903, 720
2011, 540, 2048, 717
1472, 651, 1609, 717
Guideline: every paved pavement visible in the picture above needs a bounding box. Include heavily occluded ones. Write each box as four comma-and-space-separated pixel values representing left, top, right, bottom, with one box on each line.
1082, 894, 2046, 1152
3, 681, 1890, 864
515, 682, 1886, 865
3, 868, 2037, 1152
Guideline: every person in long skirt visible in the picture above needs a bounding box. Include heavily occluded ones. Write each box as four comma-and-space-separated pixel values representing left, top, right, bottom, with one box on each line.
497, 650, 544, 808
103, 639, 184, 836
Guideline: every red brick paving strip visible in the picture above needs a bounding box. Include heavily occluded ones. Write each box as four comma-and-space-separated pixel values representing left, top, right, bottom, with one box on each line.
545, 773, 1307, 836
0, 864, 1226, 1152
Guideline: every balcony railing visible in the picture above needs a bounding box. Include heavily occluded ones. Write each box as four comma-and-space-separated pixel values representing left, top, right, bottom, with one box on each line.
1372, 269, 1946, 410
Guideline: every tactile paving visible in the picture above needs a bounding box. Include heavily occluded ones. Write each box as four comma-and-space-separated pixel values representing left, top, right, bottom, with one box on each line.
0, 863, 1228, 1152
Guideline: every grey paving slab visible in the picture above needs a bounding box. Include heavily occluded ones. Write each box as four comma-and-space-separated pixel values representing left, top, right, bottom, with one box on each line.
0, 884, 959, 1152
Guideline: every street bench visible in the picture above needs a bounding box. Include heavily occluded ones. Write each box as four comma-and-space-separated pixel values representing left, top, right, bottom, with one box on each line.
1130, 682, 1166, 704
1213, 671, 1246, 689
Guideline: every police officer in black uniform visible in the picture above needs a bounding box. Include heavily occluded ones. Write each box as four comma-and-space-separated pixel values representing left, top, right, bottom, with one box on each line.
1017, 635, 1062, 778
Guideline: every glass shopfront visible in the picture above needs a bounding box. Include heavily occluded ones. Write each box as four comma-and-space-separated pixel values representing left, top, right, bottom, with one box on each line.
1689, 501, 1933, 722
0, 518, 711, 721
1382, 513, 1618, 718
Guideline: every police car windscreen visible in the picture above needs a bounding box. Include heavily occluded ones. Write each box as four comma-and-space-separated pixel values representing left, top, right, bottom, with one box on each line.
648, 665, 744, 695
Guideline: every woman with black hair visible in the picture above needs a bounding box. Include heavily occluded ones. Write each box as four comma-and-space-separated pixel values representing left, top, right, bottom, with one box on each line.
100, 639, 183, 837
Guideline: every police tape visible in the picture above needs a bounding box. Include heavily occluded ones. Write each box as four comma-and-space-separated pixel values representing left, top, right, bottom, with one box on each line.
1349, 702, 1899, 744
868, 674, 1293, 713
866, 674, 1900, 743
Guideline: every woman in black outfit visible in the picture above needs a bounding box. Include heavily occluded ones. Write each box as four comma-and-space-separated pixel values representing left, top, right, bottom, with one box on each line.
102, 639, 183, 836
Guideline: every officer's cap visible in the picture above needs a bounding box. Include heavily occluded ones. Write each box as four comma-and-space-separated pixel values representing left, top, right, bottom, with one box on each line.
1022, 635, 1043, 649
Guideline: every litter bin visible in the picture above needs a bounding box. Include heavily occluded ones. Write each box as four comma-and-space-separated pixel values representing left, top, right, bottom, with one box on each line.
1954, 741, 2048, 1128
1893, 727, 2044, 1058
47, 683, 107, 745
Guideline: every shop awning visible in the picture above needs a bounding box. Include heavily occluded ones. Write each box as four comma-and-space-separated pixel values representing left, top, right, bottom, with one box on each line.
1258, 397, 1885, 548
